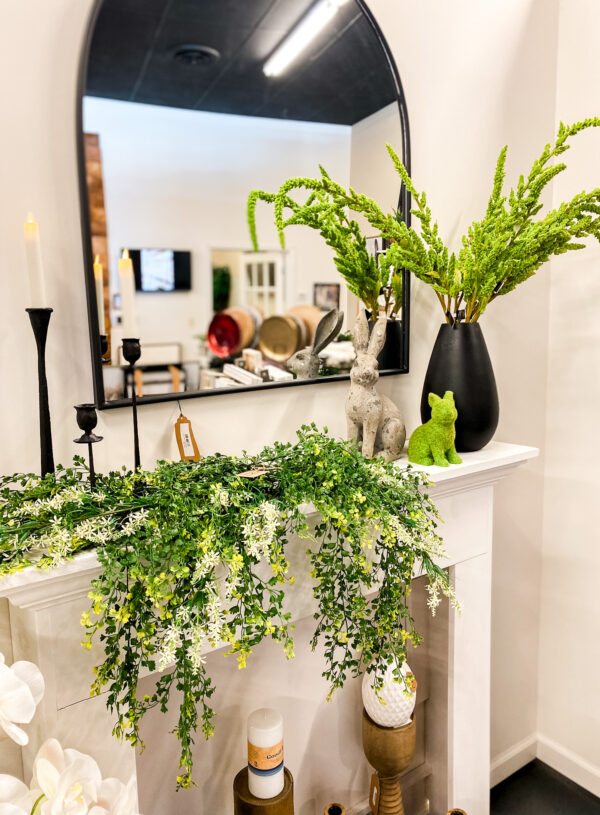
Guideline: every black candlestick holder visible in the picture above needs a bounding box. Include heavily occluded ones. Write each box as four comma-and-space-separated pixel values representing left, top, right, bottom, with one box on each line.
26, 308, 55, 477
74, 403, 103, 490
122, 337, 141, 469
100, 334, 109, 362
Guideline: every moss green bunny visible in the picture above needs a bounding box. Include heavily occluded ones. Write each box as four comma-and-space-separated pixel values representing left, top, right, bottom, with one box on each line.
408, 391, 463, 467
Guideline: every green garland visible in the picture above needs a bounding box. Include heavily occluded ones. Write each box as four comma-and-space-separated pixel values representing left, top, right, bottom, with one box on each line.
0, 427, 457, 788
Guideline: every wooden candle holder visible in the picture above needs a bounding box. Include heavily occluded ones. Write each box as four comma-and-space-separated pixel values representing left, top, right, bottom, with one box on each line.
233, 767, 294, 815
362, 708, 416, 815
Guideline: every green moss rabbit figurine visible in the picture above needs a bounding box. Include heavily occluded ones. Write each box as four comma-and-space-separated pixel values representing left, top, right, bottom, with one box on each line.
408, 391, 463, 467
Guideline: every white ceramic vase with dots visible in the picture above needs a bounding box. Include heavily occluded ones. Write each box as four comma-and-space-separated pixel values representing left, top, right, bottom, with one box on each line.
362, 660, 417, 728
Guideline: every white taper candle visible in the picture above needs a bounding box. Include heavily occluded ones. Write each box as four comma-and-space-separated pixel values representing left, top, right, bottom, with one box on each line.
94, 255, 105, 333
24, 213, 47, 307
118, 249, 138, 338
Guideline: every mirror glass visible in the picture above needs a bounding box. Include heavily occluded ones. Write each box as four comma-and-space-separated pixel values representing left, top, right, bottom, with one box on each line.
80, 0, 410, 405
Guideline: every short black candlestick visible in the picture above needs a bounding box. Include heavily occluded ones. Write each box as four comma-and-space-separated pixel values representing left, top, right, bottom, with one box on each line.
122, 338, 141, 470
26, 308, 55, 477
74, 403, 103, 490
100, 334, 109, 361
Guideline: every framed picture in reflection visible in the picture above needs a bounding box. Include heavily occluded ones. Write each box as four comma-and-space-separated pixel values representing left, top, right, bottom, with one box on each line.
313, 283, 340, 311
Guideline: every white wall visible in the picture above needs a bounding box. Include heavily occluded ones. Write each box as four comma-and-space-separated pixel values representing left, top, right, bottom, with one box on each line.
371, 0, 558, 774
83, 96, 351, 354
537, 0, 600, 795
0, 0, 573, 807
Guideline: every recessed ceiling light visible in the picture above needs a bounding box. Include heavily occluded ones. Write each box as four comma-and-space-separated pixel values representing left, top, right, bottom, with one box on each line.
173, 44, 221, 67
264, 0, 350, 78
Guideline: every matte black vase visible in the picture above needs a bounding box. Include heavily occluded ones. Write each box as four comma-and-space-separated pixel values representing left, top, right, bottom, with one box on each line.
368, 318, 402, 370
420, 323, 499, 452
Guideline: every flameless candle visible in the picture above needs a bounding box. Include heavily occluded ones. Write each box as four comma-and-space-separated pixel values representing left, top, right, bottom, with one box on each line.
118, 249, 138, 338
247, 708, 284, 799
24, 213, 47, 307
94, 255, 105, 333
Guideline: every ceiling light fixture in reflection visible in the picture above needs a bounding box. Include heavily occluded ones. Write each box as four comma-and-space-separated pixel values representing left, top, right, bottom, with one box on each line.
263, 0, 350, 77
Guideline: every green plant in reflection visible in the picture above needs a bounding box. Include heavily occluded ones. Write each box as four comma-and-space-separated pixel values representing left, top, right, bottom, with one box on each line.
249, 118, 600, 325
248, 172, 403, 319
212, 265, 231, 312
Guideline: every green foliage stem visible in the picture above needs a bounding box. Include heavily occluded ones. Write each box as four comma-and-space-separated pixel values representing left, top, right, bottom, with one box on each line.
249, 119, 600, 323
381, 120, 600, 322
248, 172, 401, 318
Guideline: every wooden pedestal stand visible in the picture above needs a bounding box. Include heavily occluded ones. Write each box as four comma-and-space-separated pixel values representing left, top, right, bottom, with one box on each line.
362, 709, 416, 815
233, 768, 294, 815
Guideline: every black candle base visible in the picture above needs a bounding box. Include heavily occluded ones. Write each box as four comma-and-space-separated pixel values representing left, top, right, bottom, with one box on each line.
122, 337, 141, 366
122, 338, 141, 469
26, 308, 55, 477
74, 403, 103, 490
100, 334, 109, 362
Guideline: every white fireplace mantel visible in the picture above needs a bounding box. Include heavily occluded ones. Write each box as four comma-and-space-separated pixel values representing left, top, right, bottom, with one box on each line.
0, 441, 537, 815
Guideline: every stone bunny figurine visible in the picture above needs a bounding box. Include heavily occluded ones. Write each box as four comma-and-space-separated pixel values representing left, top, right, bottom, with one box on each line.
345, 311, 406, 462
407, 391, 463, 467
288, 308, 344, 380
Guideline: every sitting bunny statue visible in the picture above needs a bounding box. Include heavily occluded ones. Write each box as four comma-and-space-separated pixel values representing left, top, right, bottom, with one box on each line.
345, 311, 406, 462
288, 308, 344, 380
407, 391, 462, 467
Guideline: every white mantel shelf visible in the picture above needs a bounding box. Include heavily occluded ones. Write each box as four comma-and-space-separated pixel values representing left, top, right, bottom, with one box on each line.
0, 440, 537, 611
0, 440, 538, 815
408, 439, 538, 494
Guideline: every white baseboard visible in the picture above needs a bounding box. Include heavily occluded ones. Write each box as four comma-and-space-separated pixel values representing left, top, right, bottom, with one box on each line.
490, 733, 537, 787
491, 732, 600, 798
537, 733, 600, 798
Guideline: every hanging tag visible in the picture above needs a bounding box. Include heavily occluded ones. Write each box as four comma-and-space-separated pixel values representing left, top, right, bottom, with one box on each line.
175, 414, 200, 461
369, 773, 380, 815
238, 467, 272, 479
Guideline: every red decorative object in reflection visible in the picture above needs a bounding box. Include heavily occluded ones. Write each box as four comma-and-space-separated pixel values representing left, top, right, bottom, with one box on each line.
208, 313, 241, 358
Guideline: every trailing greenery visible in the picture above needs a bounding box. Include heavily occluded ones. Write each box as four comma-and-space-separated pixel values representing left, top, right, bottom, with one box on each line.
249, 118, 600, 324
0, 427, 457, 788
247, 172, 403, 319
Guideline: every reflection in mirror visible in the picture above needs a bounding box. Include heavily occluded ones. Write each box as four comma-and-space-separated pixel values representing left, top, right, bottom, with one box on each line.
79, 0, 410, 406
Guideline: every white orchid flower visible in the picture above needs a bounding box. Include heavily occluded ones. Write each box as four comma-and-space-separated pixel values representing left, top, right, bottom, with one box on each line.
0, 653, 45, 746
88, 777, 138, 815
0, 805, 28, 815
32, 739, 102, 815
0, 774, 42, 815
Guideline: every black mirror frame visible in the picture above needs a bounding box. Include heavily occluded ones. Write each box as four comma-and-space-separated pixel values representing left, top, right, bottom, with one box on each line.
76, 0, 411, 410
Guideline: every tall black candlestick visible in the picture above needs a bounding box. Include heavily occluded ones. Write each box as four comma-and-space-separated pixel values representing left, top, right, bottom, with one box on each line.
122, 337, 141, 469
26, 308, 55, 477
74, 403, 103, 490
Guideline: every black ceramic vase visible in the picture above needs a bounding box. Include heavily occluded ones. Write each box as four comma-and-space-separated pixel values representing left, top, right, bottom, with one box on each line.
420, 323, 499, 452
368, 318, 402, 370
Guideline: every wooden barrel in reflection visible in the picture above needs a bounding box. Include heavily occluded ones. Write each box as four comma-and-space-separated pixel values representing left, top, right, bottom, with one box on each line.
208, 306, 263, 358
207, 312, 240, 358
224, 308, 255, 350
259, 315, 302, 361
287, 304, 322, 344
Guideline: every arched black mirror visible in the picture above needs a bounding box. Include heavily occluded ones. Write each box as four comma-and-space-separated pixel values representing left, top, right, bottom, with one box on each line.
77, 0, 410, 408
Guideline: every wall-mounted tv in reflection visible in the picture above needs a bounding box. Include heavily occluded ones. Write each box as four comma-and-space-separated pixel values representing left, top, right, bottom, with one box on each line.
128, 249, 192, 292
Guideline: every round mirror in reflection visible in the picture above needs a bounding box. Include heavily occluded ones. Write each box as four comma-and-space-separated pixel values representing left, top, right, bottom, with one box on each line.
78, 0, 410, 406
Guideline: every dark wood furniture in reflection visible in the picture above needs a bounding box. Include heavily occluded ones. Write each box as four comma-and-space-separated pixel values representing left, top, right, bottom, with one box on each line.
83, 132, 111, 358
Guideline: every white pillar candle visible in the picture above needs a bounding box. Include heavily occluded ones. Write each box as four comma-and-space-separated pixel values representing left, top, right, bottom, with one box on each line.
118, 249, 138, 338
24, 213, 47, 307
247, 708, 284, 799
94, 255, 105, 333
